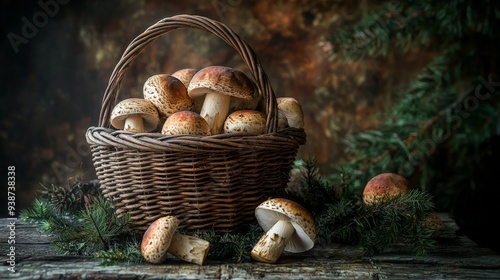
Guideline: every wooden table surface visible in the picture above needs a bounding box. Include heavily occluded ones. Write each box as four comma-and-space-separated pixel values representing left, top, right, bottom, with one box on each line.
1, 213, 500, 280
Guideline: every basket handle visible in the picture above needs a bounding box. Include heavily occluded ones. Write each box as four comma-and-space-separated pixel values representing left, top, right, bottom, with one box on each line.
99, 14, 278, 133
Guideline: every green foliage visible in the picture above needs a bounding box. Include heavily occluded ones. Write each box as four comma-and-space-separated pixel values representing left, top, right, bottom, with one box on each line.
326, 0, 500, 252
95, 242, 143, 266
193, 224, 263, 263
21, 194, 142, 260
327, 0, 500, 201
287, 159, 437, 256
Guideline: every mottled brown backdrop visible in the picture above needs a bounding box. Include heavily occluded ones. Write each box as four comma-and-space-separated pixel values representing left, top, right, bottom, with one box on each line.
1, 0, 431, 215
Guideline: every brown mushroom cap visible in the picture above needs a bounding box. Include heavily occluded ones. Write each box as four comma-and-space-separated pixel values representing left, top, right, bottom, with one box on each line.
187, 66, 257, 100
143, 74, 193, 118
362, 173, 410, 205
171, 68, 197, 89
141, 216, 180, 264
255, 198, 317, 253
161, 110, 211, 136
223, 110, 266, 134
277, 97, 304, 129
110, 98, 160, 132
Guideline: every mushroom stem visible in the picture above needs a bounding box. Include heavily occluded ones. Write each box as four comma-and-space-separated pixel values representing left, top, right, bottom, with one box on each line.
199, 92, 231, 134
167, 233, 211, 265
124, 115, 145, 132
251, 219, 295, 263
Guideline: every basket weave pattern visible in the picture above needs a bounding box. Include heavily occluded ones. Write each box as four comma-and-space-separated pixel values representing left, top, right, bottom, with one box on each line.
86, 14, 306, 232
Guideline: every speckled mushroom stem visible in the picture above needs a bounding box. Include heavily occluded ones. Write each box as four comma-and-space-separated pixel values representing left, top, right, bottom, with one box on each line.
167, 233, 211, 266
199, 92, 231, 135
124, 115, 145, 132
251, 219, 295, 264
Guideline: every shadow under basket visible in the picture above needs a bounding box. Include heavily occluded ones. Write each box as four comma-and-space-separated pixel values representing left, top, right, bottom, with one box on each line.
85, 14, 306, 233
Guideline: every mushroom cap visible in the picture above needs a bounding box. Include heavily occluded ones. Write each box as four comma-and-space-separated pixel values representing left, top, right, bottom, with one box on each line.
171, 68, 197, 89
141, 216, 180, 264
161, 110, 211, 136
223, 110, 266, 134
362, 173, 410, 205
277, 97, 304, 129
110, 98, 160, 132
187, 66, 257, 100
143, 74, 193, 117
255, 198, 317, 253
422, 212, 446, 239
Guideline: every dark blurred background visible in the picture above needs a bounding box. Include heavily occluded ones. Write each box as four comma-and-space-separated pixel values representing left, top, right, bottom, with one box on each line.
1, 1, 499, 253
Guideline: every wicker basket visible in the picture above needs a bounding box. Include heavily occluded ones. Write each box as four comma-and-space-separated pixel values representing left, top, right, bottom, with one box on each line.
85, 14, 306, 233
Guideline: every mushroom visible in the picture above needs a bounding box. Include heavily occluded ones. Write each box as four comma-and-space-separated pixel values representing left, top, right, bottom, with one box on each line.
110, 98, 160, 132
277, 97, 304, 130
161, 110, 211, 136
171, 68, 197, 88
143, 74, 193, 118
223, 110, 266, 134
421, 211, 446, 239
251, 198, 317, 264
171, 68, 201, 112
362, 173, 410, 205
141, 216, 210, 265
187, 66, 258, 135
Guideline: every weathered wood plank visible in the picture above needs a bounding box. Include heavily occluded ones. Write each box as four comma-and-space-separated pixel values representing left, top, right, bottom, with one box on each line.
1, 214, 499, 279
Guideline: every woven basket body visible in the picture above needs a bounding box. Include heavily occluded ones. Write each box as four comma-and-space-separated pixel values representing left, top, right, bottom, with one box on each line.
86, 14, 306, 233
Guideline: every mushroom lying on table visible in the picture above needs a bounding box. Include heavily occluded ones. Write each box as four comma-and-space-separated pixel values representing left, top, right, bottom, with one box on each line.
110, 98, 160, 132
362, 173, 410, 205
161, 110, 211, 136
141, 216, 210, 265
187, 66, 258, 135
143, 74, 193, 118
251, 198, 317, 264
363, 173, 445, 238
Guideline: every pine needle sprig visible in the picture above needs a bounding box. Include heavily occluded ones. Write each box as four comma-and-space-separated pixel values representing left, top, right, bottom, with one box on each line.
357, 190, 436, 256
95, 240, 143, 266
193, 224, 263, 263
19, 198, 60, 224
291, 161, 438, 256
282, 158, 342, 215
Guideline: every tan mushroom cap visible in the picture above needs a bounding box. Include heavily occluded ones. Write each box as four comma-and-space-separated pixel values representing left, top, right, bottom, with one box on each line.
141, 216, 179, 264
223, 110, 266, 134
172, 68, 203, 113
143, 74, 193, 118
162, 111, 211, 136
255, 198, 317, 253
277, 97, 304, 129
171, 68, 197, 89
362, 173, 410, 205
110, 98, 160, 132
187, 66, 257, 100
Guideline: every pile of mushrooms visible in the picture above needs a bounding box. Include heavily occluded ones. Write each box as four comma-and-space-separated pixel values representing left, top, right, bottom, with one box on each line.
109, 66, 305, 136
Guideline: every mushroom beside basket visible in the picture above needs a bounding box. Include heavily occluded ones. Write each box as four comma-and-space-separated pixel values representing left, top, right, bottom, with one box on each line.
85, 14, 306, 233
